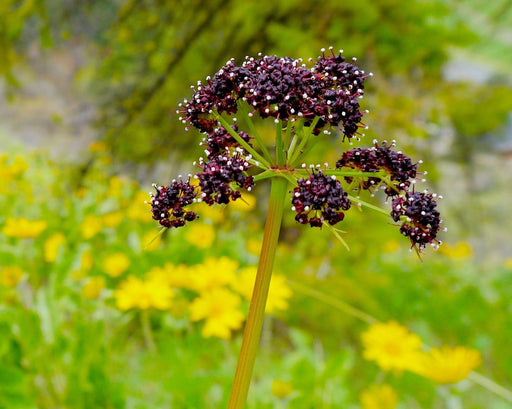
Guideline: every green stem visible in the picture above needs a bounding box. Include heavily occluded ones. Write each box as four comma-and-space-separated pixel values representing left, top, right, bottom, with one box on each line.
275, 120, 284, 166
283, 120, 292, 153
217, 115, 272, 169
227, 177, 288, 409
238, 103, 274, 163
288, 117, 320, 165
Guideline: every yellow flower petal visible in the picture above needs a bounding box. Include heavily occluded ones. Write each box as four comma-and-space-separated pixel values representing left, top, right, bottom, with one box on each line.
189, 288, 244, 339
360, 384, 398, 409
80, 215, 102, 239
2, 217, 47, 239
184, 223, 215, 249
44, 233, 66, 262
361, 321, 424, 373
271, 380, 293, 399
82, 276, 105, 299
102, 253, 130, 277
414, 346, 482, 384
1, 266, 24, 287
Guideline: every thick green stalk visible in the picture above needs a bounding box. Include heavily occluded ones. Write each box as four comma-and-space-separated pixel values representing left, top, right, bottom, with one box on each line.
227, 177, 288, 409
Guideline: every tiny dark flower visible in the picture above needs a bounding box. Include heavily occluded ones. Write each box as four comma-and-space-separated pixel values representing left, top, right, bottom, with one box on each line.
150, 178, 199, 228
336, 140, 418, 196
177, 50, 371, 140
195, 150, 255, 205
390, 190, 442, 250
291, 169, 351, 227
202, 124, 252, 156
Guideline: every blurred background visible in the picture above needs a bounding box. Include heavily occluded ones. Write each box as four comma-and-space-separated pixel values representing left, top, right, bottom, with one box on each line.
1, 0, 511, 408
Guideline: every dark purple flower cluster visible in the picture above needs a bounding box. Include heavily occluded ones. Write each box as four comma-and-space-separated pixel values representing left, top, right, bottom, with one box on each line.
150, 178, 199, 228
335, 140, 418, 196
202, 124, 252, 156
178, 48, 371, 139
195, 150, 255, 205
390, 190, 442, 250
291, 170, 351, 227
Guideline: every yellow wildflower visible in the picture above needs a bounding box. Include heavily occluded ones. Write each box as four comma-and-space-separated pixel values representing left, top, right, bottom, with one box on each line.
229, 193, 257, 212
231, 267, 292, 313
82, 276, 106, 299
109, 175, 126, 198
147, 263, 190, 288
81, 251, 93, 271
271, 380, 293, 399
80, 214, 102, 239
5, 154, 28, 178
184, 223, 215, 249
1, 266, 24, 287
188, 257, 238, 293
439, 242, 473, 259
44, 233, 66, 262
102, 252, 130, 277
102, 211, 123, 228
414, 346, 482, 384
505, 258, 512, 270
115, 275, 174, 310
246, 238, 262, 256
2, 217, 47, 239
360, 384, 398, 409
126, 190, 152, 222
189, 287, 244, 339
361, 321, 423, 372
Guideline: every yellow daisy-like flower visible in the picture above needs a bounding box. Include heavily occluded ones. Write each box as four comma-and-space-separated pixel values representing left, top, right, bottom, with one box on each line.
44, 233, 66, 262
184, 222, 215, 249
82, 276, 106, 299
189, 287, 244, 339
1, 266, 24, 287
360, 384, 398, 409
188, 257, 238, 293
81, 250, 93, 271
102, 211, 123, 228
2, 217, 47, 239
147, 263, 190, 289
231, 267, 292, 313
361, 321, 423, 372
115, 275, 174, 310
109, 176, 126, 198
80, 214, 102, 239
414, 346, 482, 384
246, 238, 262, 255
271, 379, 293, 399
102, 252, 131, 277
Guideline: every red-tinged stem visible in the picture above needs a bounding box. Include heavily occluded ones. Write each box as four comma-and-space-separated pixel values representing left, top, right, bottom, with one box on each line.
227, 177, 288, 409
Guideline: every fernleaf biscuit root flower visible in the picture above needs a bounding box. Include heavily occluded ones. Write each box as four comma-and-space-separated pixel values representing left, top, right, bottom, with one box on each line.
149, 47, 445, 409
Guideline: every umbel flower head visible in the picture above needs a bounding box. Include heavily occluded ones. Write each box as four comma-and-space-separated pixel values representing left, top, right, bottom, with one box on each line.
149, 47, 444, 252
292, 167, 351, 227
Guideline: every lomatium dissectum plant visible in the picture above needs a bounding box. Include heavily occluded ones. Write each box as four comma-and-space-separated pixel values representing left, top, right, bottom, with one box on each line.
148, 48, 445, 409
